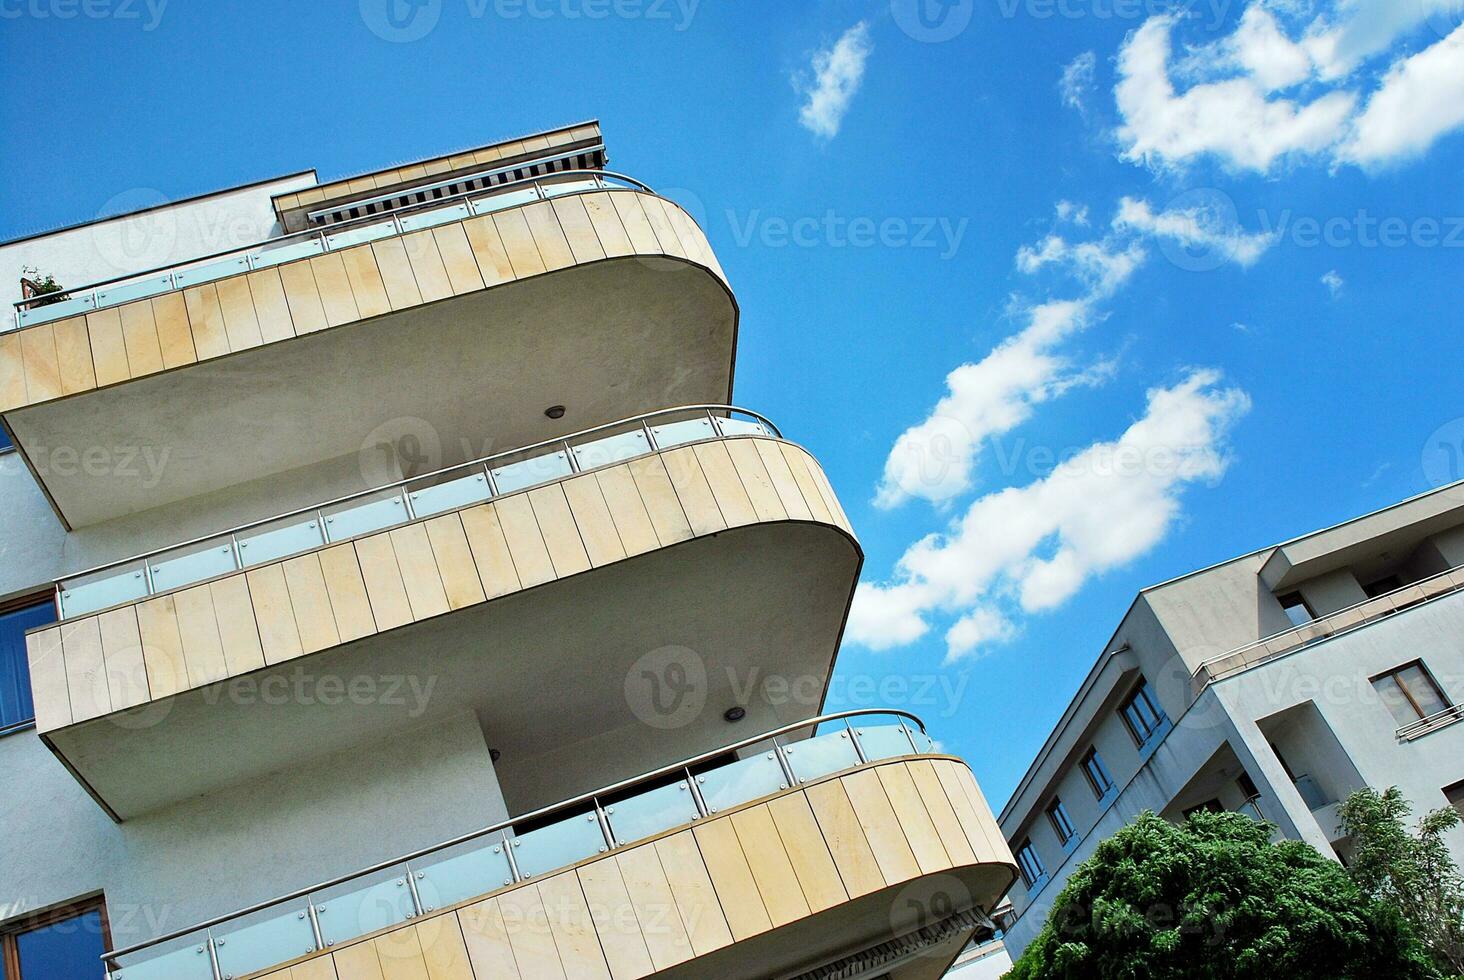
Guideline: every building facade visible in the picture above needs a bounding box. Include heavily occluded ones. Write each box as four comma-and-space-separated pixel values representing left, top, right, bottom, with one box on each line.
0, 123, 1016, 979
997, 482, 1464, 958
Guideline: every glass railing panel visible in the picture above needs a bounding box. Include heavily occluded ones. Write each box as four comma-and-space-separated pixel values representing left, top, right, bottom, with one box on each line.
19, 293, 95, 327
399, 202, 471, 233
95, 274, 175, 309
211, 901, 317, 978
412, 836, 515, 911
853, 722, 922, 762
605, 780, 699, 846
471, 187, 541, 215
237, 514, 327, 567
782, 727, 862, 784
313, 863, 416, 948
322, 490, 410, 542
59, 563, 149, 618
907, 725, 937, 754
490, 450, 572, 495
510, 811, 606, 879
173, 256, 251, 289
540, 177, 604, 197
571, 429, 650, 471
695, 751, 788, 814
147, 540, 239, 593
110, 933, 215, 980
408, 471, 492, 518
714, 416, 769, 439
650, 417, 716, 450
326, 219, 398, 250
254, 238, 326, 268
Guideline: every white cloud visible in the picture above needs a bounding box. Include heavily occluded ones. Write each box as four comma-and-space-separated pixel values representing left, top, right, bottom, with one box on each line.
1302, 0, 1460, 79
1017, 234, 1146, 296
1114, 196, 1278, 267
1322, 269, 1345, 295
1060, 51, 1097, 111
796, 22, 873, 140
1224, 6, 1313, 90
1340, 23, 1464, 167
850, 370, 1252, 660
1055, 200, 1091, 226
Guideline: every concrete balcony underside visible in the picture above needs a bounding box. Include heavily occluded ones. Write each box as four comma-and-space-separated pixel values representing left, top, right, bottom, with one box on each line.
0, 190, 734, 529
29, 436, 860, 820
250, 758, 1016, 980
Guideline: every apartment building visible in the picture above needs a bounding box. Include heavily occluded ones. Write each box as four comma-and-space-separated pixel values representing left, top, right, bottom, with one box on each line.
997, 481, 1464, 958
0, 122, 1017, 980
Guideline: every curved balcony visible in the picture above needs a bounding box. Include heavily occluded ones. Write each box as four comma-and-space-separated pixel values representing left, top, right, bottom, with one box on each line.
102, 711, 1017, 980
28, 408, 861, 820
0, 172, 736, 528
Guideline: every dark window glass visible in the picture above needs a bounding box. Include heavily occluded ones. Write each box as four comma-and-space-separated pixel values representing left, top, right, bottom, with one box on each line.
1046, 799, 1075, 845
1364, 575, 1403, 599
1, 598, 60, 733
1120, 679, 1168, 745
1445, 782, 1464, 820
1277, 592, 1314, 627
1183, 799, 1224, 819
12, 908, 107, 980
1372, 661, 1450, 727
1016, 840, 1045, 887
0, 426, 12, 452
1081, 747, 1114, 799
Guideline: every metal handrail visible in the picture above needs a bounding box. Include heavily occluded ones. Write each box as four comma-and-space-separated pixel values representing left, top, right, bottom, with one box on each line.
103, 708, 934, 968
1192, 564, 1464, 687
10, 167, 655, 323
56, 404, 781, 619
1398, 702, 1464, 741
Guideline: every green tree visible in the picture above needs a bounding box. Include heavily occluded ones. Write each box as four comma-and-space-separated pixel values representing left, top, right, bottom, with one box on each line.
1004, 810, 1434, 979
1340, 787, 1464, 975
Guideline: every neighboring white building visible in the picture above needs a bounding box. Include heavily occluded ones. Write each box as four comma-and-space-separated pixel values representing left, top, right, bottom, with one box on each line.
0, 122, 1016, 980
997, 481, 1464, 959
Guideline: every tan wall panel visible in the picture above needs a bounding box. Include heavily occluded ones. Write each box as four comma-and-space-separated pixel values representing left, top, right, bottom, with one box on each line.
117, 301, 165, 377
372, 237, 424, 310
537, 872, 612, 980
245, 269, 296, 344
423, 514, 487, 610
458, 503, 524, 598
753, 437, 813, 521
209, 575, 266, 675
653, 831, 733, 956
136, 594, 191, 698
278, 261, 330, 335
85, 307, 131, 387
779, 443, 835, 525
724, 438, 788, 523
430, 224, 486, 295
805, 779, 885, 898
412, 918, 474, 980
457, 898, 525, 980
766, 791, 849, 913
214, 275, 264, 351
27, 628, 70, 731
52, 315, 99, 394
331, 941, 385, 980
549, 196, 607, 265
562, 476, 626, 568
527, 486, 591, 578
492, 210, 548, 278
841, 768, 921, 885
282, 553, 343, 654
181, 284, 230, 360
581, 193, 634, 258
692, 819, 771, 941
354, 535, 414, 632
607, 193, 662, 254
372, 928, 430, 980
729, 805, 811, 927
245, 564, 305, 665
0, 333, 25, 410
636, 196, 688, 259
339, 246, 391, 319
60, 617, 109, 722
308, 253, 362, 327
692, 441, 757, 528
907, 760, 978, 867
172, 583, 229, 686
521, 202, 575, 272
625, 455, 694, 546
97, 605, 149, 710
612, 846, 694, 971
19, 323, 62, 402
495, 884, 568, 980
318, 543, 378, 642
490, 495, 556, 590
593, 466, 659, 558
577, 862, 655, 980
151, 292, 198, 369
876, 763, 951, 875
401, 231, 454, 304
659, 447, 726, 537
388, 524, 452, 621
932, 761, 999, 865
950, 763, 1012, 864
462, 215, 519, 286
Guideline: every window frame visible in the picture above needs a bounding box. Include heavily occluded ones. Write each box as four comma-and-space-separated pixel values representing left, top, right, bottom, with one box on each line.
1015, 839, 1046, 888
1276, 591, 1315, 628
1371, 660, 1451, 725
1119, 679, 1168, 747
0, 591, 61, 738
1045, 798, 1076, 846
0, 895, 111, 980
1080, 746, 1114, 800
1445, 781, 1464, 820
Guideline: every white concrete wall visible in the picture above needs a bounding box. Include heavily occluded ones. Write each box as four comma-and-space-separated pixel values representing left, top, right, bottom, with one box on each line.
945, 940, 1012, 978
0, 174, 315, 311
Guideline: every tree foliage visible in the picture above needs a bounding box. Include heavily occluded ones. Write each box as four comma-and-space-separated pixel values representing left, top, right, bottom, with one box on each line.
1340, 786, 1464, 975
1005, 810, 1435, 979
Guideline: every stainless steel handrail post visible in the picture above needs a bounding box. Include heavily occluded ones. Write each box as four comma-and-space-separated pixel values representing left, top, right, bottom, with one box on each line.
685, 767, 710, 817
229, 533, 244, 573
306, 898, 325, 951
501, 834, 522, 883
563, 441, 579, 474
205, 932, 223, 980
405, 866, 426, 915
593, 799, 616, 851
846, 717, 870, 765
772, 737, 799, 788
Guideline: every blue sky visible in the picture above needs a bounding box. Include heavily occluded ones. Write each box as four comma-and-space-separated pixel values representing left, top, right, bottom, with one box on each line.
2, 0, 1461, 808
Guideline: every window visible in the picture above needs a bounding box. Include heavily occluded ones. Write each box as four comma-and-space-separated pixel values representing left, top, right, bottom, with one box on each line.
0, 595, 60, 735
1016, 839, 1046, 888
1046, 799, 1076, 845
1363, 575, 1403, 599
1372, 661, 1450, 727
1080, 747, 1114, 799
1, 898, 109, 979
1277, 592, 1314, 628
0, 425, 12, 453
1183, 799, 1224, 819
1446, 781, 1464, 820
1120, 679, 1168, 746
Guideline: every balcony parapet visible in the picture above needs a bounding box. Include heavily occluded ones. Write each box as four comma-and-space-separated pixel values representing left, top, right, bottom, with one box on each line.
101, 710, 1016, 980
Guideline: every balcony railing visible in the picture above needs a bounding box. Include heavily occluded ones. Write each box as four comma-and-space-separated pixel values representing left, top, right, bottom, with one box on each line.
1398, 702, 1464, 741
10, 167, 653, 331
103, 709, 941, 980
1192, 564, 1464, 690
56, 405, 779, 619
